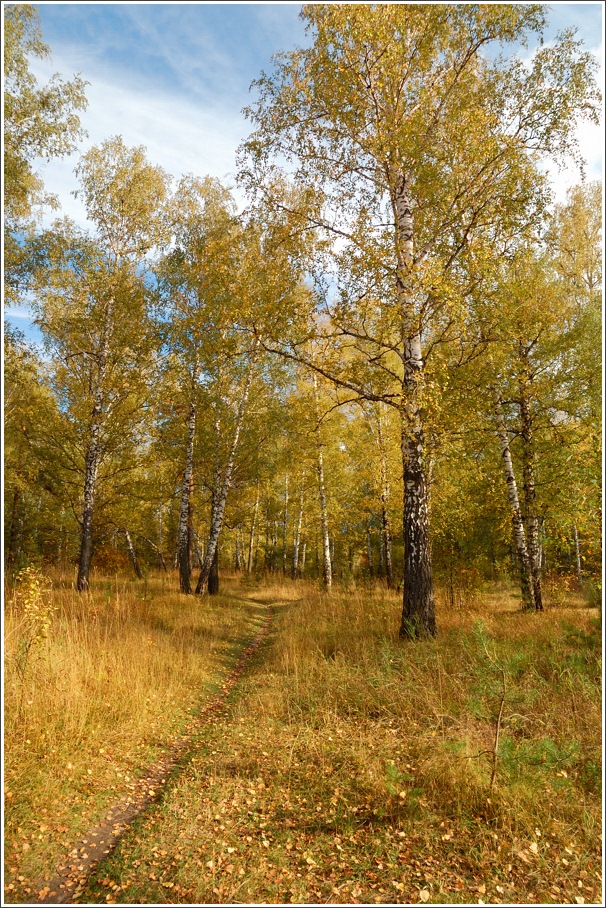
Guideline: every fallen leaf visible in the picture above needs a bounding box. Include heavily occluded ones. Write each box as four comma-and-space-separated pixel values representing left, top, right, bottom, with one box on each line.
419, 889, 430, 902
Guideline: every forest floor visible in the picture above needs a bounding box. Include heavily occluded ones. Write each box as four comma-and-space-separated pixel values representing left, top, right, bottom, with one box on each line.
3, 572, 602, 905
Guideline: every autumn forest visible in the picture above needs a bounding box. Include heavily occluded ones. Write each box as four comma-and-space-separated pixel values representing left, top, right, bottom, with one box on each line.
4, 4, 603, 906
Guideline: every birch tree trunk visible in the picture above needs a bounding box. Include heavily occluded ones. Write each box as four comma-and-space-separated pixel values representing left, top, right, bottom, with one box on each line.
573, 525, 583, 584
291, 480, 304, 579
519, 347, 543, 610
235, 529, 243, 571
77, 294, 114, 592
193, 530, 204, 569
313, 373, 332, 590
122, 528, 143, 579
393, 172, 435, 637
6, 486, 21, 569
77, 402, 103, 591
378, 418, 394, 584
178, 394, 197, 593
282, 475, 289, 574
248, 482, 260, 573
138, 535, 168, 572
195, 354, 256, 594
208, 545, 219, 595
494, 395, 536, 610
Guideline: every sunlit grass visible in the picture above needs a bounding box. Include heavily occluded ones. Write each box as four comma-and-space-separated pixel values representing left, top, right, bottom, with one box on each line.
3, 570, 260, 900
71, 576, 601, 905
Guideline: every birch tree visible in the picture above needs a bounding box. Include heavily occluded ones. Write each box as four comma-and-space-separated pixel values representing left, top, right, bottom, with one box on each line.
4, 4, 87, 304
240, 3, 598, 636
158, 175, 237, 593
32, 138, 170, 590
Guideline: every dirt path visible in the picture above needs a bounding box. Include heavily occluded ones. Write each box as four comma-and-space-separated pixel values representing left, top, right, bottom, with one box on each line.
34, 599, 275, 905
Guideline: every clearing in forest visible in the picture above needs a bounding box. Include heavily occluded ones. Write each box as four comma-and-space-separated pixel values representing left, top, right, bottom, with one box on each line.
3, 573, 601, 905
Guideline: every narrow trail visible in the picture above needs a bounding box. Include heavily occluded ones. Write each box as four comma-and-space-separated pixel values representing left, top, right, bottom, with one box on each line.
35, 599, 275, 905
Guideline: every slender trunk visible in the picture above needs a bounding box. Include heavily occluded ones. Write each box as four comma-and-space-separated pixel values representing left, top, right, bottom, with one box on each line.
6, 486, 21, 568
301, 540, 307, 574
77, 294, 115, 592
235, 529, 243, 571
313, 373, 332, 590
122, 528, 143, 579
377, 411, 393, 590
573, 525, 583, 584
178, 397, 197, 593
77, 423, 101, 591
248, 482, 260, 573
367, 525, 374, 577
393, 172, 435, 637
519, 349, 543, 611
291, 480, 304, 579
272, 520, 279, 572
138, 535, 168, 572
192, 530, 204, 569
195, 351, 257, 594
282, 476, 289, 574
494, 395, 535, 611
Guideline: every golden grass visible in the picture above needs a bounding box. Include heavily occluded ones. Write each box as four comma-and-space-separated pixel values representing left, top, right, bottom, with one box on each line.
3, 572, 601, 904
66, 577, 602, 905
4, 570, 261, 899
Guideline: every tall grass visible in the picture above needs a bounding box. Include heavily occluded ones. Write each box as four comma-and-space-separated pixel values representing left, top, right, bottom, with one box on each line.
4, 570, 258, 899
73, 576, 601, 905
4, 571, 601, 904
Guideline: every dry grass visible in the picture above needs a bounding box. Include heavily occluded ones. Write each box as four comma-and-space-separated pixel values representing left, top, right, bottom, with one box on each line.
67, 577, 601, 905
3, 569, 261, 900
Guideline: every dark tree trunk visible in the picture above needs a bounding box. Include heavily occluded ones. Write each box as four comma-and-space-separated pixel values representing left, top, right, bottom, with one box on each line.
6, 486, 22, 568
208, 545, 219, 595
399, 406, 436, 637
392, 171, 435, 638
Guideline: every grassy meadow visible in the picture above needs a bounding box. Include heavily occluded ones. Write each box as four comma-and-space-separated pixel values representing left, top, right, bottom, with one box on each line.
3, 570, 602, 904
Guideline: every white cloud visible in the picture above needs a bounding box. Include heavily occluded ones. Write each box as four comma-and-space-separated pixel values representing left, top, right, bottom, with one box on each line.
32, 64, 248, 229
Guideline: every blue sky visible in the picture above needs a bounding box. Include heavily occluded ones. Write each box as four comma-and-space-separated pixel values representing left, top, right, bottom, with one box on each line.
6, 1, 604, 344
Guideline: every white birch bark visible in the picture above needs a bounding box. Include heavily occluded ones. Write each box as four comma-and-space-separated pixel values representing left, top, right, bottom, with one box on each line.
494, 395, 536, 610
392, 172, 435, 636
178, 393, 197, 593
291, 479, 304, 579
122, 528, 143, 579
573, 525, 583, 584
77, 294, 114, 591
519, 349, 543, 610
313, 373, 332, 590
195, 349, 257, 594
248, 482, 260, 573
282, 475, 289, 574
